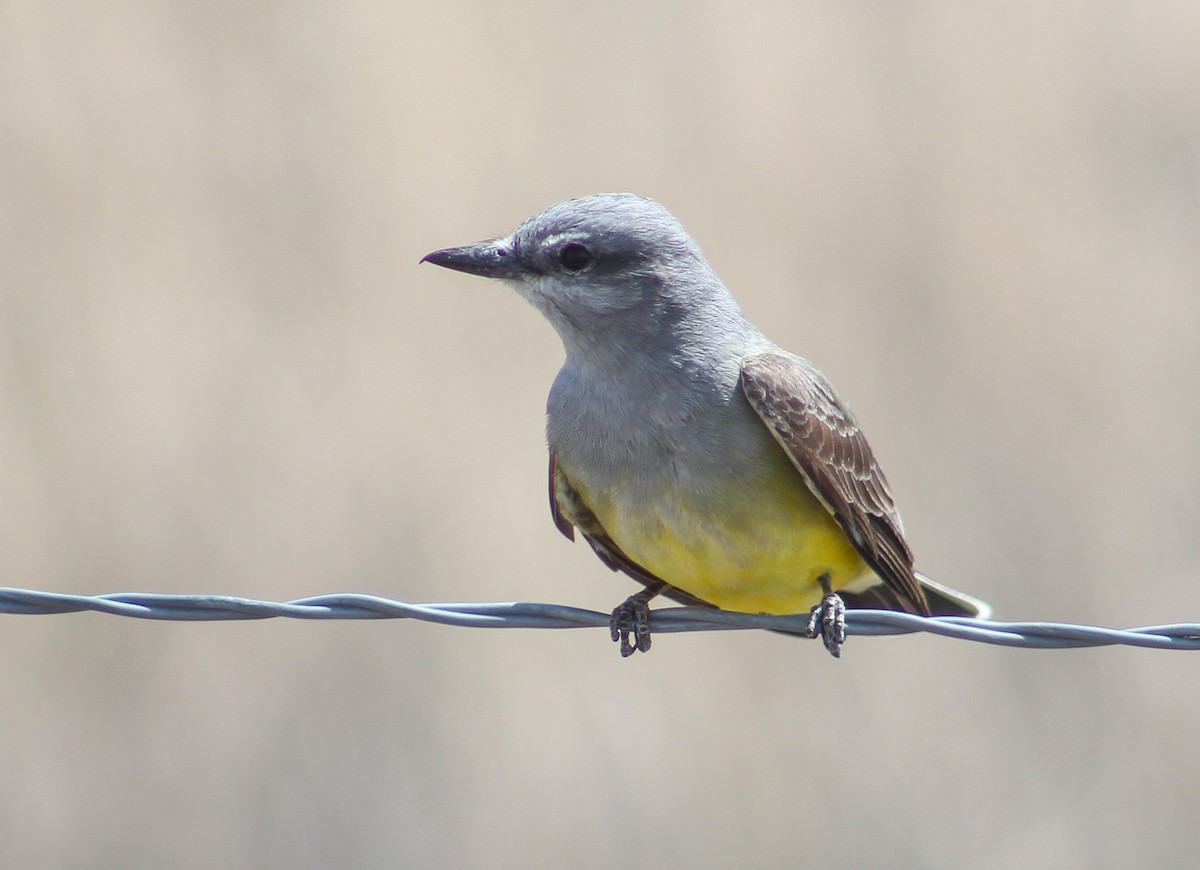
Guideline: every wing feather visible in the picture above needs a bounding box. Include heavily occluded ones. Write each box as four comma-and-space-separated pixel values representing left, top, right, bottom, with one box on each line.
739, 349, 929, 615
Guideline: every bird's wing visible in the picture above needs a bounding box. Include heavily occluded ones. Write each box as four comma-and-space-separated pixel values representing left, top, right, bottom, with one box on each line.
739, 349, 929, 615
548, 451, 715, 609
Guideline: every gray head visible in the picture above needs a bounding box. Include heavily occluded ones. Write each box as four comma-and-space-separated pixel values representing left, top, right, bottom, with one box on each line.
422, 193, 753, 363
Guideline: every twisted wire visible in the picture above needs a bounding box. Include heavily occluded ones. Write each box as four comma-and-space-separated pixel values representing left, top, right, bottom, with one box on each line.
2, 587, 1198, 649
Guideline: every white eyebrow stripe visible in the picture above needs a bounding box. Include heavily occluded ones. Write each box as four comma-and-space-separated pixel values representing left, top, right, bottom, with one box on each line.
542, 232, 588, 248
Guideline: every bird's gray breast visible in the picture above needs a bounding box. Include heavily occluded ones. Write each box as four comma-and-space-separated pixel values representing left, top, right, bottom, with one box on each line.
545, 358, 770, 502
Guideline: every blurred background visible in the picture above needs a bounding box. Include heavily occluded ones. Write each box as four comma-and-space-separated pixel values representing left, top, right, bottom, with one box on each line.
2, 2, 1198, 867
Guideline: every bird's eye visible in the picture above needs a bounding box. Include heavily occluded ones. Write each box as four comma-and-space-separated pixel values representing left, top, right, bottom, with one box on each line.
558, 243, 594, 273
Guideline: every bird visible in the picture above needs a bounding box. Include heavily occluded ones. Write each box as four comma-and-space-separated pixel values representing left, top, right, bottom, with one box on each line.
422, 193, 989, 657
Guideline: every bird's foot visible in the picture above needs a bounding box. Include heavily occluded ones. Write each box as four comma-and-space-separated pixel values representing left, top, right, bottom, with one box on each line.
610, 594, 654, 657
806, 575, 846, 658
608, 580, 668, 657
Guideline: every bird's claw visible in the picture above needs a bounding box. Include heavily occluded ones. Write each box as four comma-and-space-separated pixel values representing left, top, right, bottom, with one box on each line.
806, 587, 847, 658
610, 595, 654, 657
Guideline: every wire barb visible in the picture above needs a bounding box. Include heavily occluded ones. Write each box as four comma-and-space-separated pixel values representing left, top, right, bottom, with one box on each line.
2, 587, 1200, 649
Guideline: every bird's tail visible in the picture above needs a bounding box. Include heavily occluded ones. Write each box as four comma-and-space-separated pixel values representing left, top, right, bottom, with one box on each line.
840, 572, 992, 619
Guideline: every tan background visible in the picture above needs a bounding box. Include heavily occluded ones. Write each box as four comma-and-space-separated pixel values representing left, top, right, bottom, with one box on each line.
2, 2, 1199, 867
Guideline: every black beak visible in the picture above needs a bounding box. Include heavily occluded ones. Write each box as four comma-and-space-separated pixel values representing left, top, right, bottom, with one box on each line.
420, 239, 530, 279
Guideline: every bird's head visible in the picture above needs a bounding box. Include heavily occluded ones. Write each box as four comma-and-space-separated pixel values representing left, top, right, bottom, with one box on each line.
422, 194, 732, 355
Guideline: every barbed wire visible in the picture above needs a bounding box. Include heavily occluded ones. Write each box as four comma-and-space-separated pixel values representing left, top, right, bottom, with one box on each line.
2, 586, 1198, 649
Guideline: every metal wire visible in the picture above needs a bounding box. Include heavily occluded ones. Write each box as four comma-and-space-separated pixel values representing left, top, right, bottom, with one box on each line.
2, 586, 1198, 649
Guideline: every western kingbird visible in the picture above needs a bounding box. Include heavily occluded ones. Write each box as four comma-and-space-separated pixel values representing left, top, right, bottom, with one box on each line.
422, 193, 989, 656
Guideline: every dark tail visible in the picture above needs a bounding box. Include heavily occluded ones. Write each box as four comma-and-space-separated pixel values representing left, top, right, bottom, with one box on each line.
840, 572, 991, 619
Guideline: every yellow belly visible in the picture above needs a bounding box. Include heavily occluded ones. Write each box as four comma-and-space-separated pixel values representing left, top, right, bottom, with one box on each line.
579, 455, 872, 614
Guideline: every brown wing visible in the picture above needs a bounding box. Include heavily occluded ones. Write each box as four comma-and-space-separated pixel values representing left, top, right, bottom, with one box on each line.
739, 349, 930, 616
548, 451, 715, 609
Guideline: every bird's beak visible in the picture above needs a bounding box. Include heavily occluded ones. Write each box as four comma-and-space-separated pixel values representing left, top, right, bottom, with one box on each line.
420, 239, 530, 280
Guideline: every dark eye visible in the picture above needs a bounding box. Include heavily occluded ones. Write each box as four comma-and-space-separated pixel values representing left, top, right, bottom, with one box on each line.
558, 243, 594, 273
